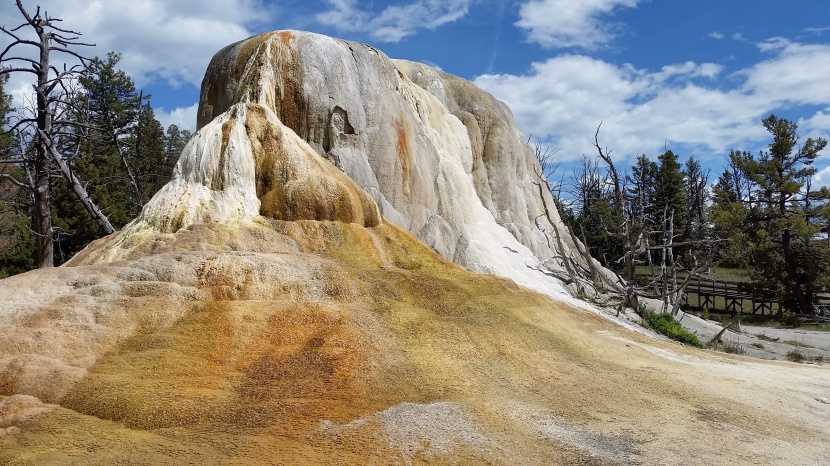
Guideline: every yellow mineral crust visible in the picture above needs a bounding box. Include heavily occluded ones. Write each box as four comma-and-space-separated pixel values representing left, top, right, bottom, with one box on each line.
2, 216, 829, 464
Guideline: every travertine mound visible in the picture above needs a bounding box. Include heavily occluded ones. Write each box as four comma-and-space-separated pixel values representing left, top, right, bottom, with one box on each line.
197, 30, 598, 296
1, 32, 829, 465
68, 102, 379, 265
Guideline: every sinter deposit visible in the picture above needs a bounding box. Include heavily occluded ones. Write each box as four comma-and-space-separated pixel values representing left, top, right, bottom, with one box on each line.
1, 31, 829, 465
197, 30, 610, 297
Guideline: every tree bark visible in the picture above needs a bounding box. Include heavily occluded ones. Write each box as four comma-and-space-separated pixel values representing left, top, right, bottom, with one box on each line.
34, 14, 53, 267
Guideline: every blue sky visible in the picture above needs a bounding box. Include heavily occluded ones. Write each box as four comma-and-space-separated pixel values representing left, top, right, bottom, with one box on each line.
3, 0, 830, 188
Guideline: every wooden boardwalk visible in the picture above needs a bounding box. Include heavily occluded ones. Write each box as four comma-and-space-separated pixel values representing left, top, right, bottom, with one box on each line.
680, 275, 830, 316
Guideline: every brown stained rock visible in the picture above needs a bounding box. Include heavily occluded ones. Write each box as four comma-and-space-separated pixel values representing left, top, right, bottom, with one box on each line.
244, 104, 380, 227
394, 118, 412, 198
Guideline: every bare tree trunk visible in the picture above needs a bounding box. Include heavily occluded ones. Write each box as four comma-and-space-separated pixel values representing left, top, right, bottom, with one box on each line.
593, 124, 639, 311
110, 92, 144, 209
660, 209, 676, 313
671, 258, 709, 316
34, 141, 52, 267
576, 224, 609, 289
34, 16, 53, 267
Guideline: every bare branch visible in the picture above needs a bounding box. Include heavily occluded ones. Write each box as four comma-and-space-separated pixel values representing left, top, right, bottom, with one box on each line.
0, 172, 33, 191
48, 47, 92, 63
0, 67, 38, 76
15, 1, 38, 26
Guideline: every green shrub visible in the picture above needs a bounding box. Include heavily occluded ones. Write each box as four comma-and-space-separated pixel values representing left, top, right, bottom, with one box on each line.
781, 312, 800, 328
750, 342, 764, 349
643, 310, 702, 347
786, 350, 805, 363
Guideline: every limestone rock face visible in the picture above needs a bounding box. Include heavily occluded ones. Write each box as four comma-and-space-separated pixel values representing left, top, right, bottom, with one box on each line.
197, 30, 593, 295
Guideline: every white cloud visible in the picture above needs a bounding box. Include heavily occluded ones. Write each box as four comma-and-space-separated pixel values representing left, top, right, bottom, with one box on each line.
474, 55, 763, 164
1, 0, 268, 89
653, 62, 723, 82
475, 39, 830, 166
317, 0, 473, 43
798, 110, 830, 145
804, 25, 830, 35
740, 39, 830, 106
315, 0, 370, 32
709, 32, 724, 40
515, 0, 641, 49
155, 104, 199, 132
813, 166, 830, 190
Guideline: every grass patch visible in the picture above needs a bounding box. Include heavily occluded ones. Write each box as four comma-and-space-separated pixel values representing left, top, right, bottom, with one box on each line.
750, 342, 765, 349
811, 355, 825, 364
634, 265, 751, 283
707, 266, 752, 282
710, 340, 745, 354
642, 310, 702, 347
783, 340, 815, 348
786, 350, 805, 363
723, 342, 745, 354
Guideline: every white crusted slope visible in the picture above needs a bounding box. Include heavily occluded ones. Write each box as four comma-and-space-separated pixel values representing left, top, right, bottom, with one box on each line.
197, 30, 601, 297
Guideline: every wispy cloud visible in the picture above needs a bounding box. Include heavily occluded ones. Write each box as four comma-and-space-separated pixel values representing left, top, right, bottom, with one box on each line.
709, 32, 724, 40
515, 0, 642, 50
485, 0, 510, 73
316, 0, 473, 43
804, 25, 830, 34
653, 62, 723, 82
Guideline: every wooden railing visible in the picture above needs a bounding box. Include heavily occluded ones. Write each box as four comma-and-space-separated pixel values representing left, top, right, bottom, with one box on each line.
639, 273, 830, 316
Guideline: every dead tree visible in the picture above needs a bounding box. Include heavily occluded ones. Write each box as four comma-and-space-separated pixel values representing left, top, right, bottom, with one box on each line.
592, 123, 641, 311
529, 141, 583, 289
0, 0, 113, 267
590, 124, 713, 316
